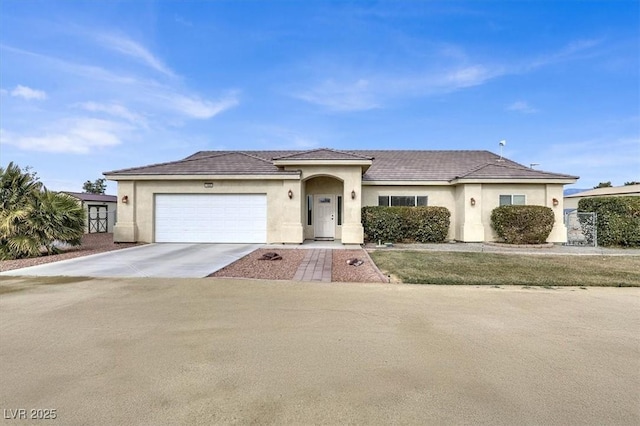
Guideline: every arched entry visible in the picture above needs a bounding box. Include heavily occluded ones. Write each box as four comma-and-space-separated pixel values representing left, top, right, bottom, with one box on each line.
304, 176, 344, 241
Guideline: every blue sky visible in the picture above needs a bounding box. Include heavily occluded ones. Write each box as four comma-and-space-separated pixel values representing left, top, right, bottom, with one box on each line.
1, 0, 638, 194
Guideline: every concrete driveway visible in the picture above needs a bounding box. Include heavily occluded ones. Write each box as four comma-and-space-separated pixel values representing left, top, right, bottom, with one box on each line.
0, 243, 261, 278
0, 277, 638, 425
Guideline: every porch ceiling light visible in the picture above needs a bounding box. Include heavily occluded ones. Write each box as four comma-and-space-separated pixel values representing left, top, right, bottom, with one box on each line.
288, 189, 293, 199
351, 190, 356, 200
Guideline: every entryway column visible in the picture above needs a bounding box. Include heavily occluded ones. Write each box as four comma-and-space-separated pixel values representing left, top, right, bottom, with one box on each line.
279, 180, 304, 243
341, 174, 364, 244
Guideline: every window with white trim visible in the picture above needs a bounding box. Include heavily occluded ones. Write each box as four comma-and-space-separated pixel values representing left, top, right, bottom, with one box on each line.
378, 195, 428, 207
499, 195, 526, 206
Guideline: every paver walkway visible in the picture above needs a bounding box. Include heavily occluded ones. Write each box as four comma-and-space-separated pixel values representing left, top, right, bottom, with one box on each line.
293, 249, 332, 282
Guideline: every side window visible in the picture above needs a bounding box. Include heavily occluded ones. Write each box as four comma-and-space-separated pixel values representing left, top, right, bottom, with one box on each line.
307, 195, 313, 225
379, 195, 428, 206
391, 196, 415, 207
337, 196, 343, 225
500, 195, 526, 206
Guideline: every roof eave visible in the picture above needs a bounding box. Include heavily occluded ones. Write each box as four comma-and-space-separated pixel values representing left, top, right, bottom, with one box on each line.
362, 180, 452, 186
273, 159, 373, 166
451, 177, 578, 184
104, 173, 301, 181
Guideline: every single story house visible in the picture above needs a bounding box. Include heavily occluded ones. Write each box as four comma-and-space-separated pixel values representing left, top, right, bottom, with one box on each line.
104, 148, 578, 244
62, 191, 117, 234
564, 184, 640, 211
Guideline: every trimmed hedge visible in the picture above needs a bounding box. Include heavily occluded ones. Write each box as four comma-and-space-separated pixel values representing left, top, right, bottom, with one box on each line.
490, 205, 555, 244
578, 196, 640, 247
361, 206, 450, 243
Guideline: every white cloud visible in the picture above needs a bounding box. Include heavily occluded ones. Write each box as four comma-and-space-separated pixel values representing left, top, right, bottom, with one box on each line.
2, 44, 239, 123
524, 38, 604, 71
97, 33, 176, 78
0, 118, 129, 154
10, 85, 47, 100
76, 101, 146, 126
293, 38, 601, 111
507, 101, 538, 114
294, 79, 380, 112
162, 92, 240, 119
441, 65, 497, 89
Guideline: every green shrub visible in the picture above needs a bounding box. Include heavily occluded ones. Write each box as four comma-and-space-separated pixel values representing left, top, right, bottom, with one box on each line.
490, 205, 555, 244
578, 197, 640, 247
0, 163, 85, 260
361, 206, 450, 243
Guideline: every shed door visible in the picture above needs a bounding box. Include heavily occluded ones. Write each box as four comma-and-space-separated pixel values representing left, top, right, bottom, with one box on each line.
155, 194, 267, 243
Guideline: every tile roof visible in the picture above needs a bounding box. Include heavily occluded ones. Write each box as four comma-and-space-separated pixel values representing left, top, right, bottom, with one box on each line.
454, 162, 578, 180
104, 152, 300, 176
273, 148, 373, 161
106, 149, 577, 181
62, 192, 117, 202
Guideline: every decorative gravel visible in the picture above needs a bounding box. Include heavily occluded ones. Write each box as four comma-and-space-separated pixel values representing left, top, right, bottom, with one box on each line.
332, 249, 388, 283
211, 247, 388, 283
0, 233, 140, 272
210, 248, 306, 280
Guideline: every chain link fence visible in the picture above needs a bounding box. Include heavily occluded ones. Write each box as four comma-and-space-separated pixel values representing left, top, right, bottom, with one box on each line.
564, 211, 597, 247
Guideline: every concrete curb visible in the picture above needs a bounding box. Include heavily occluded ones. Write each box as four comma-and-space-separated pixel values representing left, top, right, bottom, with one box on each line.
362, 248, 390, 283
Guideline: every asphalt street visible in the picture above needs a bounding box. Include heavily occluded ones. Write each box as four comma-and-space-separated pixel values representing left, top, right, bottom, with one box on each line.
1, 277, 638, 425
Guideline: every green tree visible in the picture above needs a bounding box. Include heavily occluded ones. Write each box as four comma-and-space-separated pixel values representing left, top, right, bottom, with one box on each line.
593, 181, 612, 189
0, 162, 42, 211
82, 178, 107, 194
0, 163, 85, 260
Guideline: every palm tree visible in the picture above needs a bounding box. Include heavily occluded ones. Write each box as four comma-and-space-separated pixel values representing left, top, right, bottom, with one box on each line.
0, 163, 85, 259
0, 162, 42, 210
28, 190, 85, 255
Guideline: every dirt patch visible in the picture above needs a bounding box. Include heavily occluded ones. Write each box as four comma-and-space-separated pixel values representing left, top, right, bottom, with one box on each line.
0, 233, 140, 272
211, 248, 389, 283
210, 248, 306, 280
332, 249, 388, 283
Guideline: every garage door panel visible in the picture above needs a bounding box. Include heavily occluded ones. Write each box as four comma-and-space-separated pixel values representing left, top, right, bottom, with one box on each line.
155, 194, 267, 243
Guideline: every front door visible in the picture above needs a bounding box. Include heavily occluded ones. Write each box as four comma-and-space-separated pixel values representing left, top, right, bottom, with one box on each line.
314, 194, 335, 240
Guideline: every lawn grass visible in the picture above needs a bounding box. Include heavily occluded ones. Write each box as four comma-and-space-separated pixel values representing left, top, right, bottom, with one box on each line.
369, 251, 640, 287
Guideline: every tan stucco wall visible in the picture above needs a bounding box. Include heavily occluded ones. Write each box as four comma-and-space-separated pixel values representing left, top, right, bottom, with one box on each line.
480, 183, 567, 243
112, 174, 570, 244
304, 176, 344, 240
362, 185, 457, 240
362, 183, 568, 243
113, 179, 302, 244
291, 165, 364, 244
82, 201, 117, 233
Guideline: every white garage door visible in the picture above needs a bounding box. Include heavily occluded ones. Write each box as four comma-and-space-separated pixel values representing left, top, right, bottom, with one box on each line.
155, 194, 267, 243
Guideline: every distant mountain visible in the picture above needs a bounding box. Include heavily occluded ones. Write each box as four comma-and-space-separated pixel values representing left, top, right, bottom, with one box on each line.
564, 188, 589, 196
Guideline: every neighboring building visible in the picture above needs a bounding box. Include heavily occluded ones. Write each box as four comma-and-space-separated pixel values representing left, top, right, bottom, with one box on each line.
564, 184, 640, 211
62, 192, 117, 234
104, 149, 578, 244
